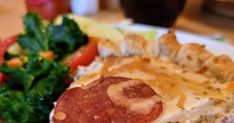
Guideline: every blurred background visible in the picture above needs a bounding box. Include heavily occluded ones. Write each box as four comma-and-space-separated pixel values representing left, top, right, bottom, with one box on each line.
0, 0, 233, 43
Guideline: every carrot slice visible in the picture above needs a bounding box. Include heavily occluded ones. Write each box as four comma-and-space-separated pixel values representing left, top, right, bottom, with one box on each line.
40, 51, 54, 60
7, 58, 23, 68
177, 94, 186, 109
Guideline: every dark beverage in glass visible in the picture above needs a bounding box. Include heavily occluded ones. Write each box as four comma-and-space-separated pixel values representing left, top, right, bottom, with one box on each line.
120, 0, 186, 27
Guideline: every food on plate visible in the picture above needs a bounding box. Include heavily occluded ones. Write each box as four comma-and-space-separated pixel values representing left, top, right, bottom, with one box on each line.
97, 38, 120, 57
176, 43, 213, 70
63, 39, 98, 74
136, 30, 157, 42
55, 15, 124, 43
53, 56, 234, 122
0, 35, 18, 63
0, 13, 96, 123
54, 14, 157, 43
152, 30, 181, 61
1, 13, 234, 123
50, 21, 234, 122
199, 55, 234, 82
120, 33, 149, 56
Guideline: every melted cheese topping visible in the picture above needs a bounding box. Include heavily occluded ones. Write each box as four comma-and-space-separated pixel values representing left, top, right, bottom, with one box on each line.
107, 79, 159, 115
72, 57, 225, 100
70, 57, 231, 122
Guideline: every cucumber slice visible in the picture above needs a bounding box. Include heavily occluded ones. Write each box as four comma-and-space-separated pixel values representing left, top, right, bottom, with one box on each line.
86, 23, 124, 42
7, 43, 22, 55
137, 30, 157, 42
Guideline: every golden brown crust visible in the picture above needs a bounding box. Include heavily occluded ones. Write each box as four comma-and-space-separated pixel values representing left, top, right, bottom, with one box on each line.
176, 43, 213, 70
97, 31, 234, 83
199, 55, 234, 82
120, 33, 148, 56
154, 32, 234, 83
97, 38, 120, 57
152, 31, 181, 61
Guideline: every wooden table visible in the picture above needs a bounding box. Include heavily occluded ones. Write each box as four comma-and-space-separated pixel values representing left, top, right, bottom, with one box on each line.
0, 0, 234, 44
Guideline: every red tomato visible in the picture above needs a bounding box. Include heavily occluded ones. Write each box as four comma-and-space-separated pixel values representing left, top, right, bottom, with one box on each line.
69, 41, 98, 74
0, 74, 10, 84
64, 38, 98, 75
0, 35, 18, 84
0, 74, 4, 85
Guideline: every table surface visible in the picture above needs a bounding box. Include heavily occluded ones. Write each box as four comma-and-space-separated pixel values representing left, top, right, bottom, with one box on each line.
0, 0, 234, 44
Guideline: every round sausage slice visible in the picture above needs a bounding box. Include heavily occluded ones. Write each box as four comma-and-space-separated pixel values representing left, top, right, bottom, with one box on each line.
53, 77, 163, 123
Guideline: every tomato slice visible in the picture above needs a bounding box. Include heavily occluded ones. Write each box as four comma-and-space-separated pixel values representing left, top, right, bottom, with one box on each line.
0, 35, 18, 84
66, 38, 98, 74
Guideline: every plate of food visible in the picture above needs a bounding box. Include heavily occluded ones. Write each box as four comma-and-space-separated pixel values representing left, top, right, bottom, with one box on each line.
119, 23, 234, 60
0, 13, 234, 123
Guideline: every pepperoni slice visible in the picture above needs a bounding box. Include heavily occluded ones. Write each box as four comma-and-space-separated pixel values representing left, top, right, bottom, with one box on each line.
53, 77, 163, 123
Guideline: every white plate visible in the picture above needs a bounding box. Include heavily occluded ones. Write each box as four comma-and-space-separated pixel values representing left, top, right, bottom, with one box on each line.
126, 24, 234, 60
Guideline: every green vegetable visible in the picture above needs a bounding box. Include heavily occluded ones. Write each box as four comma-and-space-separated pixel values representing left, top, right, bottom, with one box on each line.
18, 13, 88, 60
19, 13, 49, 52
85, 23, 124, 42
137, 30, 157, 42
7, 43, 22, 56
54, 14, 96, 32
47, 16, 88, 59
0, 87, 33, 123
0, 13, 88, 123
0, 53, 69, 123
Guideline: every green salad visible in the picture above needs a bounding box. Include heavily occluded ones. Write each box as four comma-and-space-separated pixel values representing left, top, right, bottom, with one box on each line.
0, 12, 158, 123
0, 13, 88, 123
